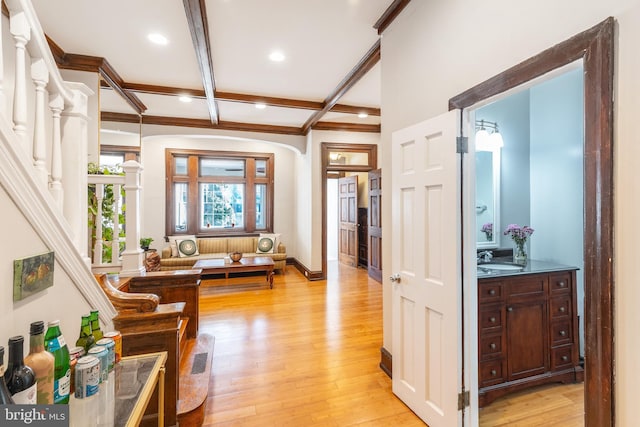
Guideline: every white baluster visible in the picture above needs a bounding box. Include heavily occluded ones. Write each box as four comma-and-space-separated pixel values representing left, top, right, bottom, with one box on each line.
119, 160, 145, 276
31, 58, 49, 187
49, 94, 64, 209
0, 7, 6, 115
10, 11, 30, 147
112, 183, 122, 264
93, 183, 104, 265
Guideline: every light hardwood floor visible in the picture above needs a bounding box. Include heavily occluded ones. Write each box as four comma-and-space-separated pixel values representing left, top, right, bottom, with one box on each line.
198, 262, 583, 426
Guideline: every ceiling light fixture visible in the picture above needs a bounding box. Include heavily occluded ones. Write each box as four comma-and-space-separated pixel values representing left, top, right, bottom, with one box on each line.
358, 112, 369, 118
148, 33, 168, 45
179, 96, 192, 103
269, 51, 285, 62
255, 103, 267, 109
475, 119, 504, 151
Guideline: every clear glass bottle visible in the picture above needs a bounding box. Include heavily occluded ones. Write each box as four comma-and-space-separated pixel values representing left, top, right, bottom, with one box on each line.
89, 310, 103, 342
76, 314, 96, 352
44, 320, 71, 404
5, 336, 37, 404
0, 346, 16, 404
24, 320, 55, 404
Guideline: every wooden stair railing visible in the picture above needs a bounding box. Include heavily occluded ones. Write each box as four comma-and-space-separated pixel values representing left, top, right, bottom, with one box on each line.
94, 273, 185, 427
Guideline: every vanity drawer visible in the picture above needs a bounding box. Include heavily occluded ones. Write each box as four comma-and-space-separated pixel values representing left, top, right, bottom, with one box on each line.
550, 296, 572, 319
479, 306, 503, 332
505, 275, 547, 302
479, 359, 506, 387
479, 334, 504, 360
550, 272, 572, 295
551, 321, 573, 345
551, 345, 574, 370
479, 280, 503, 303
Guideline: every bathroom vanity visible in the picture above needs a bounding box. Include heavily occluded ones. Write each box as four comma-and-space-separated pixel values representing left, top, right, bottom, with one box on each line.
477, 259, 584, 407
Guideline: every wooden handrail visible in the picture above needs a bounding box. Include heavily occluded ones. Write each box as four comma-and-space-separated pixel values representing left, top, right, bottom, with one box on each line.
94, 273, 159, 313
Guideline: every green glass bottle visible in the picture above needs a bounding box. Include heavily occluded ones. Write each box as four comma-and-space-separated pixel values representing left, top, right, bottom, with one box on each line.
75, 314, 95, 352
44, 320, 70, 404
89, 310, 103, 342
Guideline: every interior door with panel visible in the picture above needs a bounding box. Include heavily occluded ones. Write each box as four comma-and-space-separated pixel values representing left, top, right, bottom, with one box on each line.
368, 169, 382, 282
391, 110, 464, 426
338, 175, 358, 267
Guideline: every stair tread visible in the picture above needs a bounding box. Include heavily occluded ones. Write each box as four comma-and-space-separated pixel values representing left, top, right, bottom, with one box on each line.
178, 333, 214, 420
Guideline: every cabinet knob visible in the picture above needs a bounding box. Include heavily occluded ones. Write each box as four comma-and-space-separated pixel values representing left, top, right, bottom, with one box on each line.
507, 307, 513, 312
490, 370, 497, 376
490, 343, 496, 350
560, 330, 567, 336
562, 355, 569, 362
558, 281, 566, 287
559, 306, 566, 313
489, 289, 496, 296
489, 317, 496, 323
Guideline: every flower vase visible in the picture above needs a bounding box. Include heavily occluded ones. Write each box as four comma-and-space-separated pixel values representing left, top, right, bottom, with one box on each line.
513, 242, 527, 265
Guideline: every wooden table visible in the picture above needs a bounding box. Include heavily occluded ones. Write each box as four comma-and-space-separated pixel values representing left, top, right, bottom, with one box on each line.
193, 257, 275, 288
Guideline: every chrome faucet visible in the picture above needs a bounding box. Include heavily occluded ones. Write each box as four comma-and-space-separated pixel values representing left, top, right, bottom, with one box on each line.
477, 250, 493, 263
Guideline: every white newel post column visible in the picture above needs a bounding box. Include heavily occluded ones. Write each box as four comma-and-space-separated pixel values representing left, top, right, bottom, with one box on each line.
49, 94, 64, 209
61, 82, 93, 263
120, 160, 145, 276
10, 11, 30, 148
31, 58, 49, 187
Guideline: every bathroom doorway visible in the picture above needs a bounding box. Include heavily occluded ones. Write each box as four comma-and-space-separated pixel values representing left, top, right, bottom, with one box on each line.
451, 18, 614, 425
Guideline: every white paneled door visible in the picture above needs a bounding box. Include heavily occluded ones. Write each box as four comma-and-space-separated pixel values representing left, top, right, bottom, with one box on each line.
391, 110, 463, 426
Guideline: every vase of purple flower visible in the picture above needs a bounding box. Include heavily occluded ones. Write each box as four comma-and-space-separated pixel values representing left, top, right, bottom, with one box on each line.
503, 224, 534, 264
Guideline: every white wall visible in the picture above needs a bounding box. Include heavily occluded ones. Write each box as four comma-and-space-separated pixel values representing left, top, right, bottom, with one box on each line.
381, 1, 640, 422
0, 186, 91, 349
140, 134, 298, 257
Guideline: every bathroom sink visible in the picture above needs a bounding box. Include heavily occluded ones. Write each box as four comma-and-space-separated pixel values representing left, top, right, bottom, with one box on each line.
478, 263, 524, 271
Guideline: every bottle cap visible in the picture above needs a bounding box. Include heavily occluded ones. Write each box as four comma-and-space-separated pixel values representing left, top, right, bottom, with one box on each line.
30, 321, 45, 335
8, 336, 24, 345
47, 320, 60, 327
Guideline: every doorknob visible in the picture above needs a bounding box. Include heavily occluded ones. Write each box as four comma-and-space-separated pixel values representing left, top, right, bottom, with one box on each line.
390, 274, 401, 283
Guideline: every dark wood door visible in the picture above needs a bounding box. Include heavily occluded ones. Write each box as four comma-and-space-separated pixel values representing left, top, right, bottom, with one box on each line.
506, 298, 549, 381
338, 175, 358, 267
368, 169, 382, 282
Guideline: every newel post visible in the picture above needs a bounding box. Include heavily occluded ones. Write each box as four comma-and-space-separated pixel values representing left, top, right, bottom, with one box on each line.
120, 160, 145, 276
61, 82, 93, 262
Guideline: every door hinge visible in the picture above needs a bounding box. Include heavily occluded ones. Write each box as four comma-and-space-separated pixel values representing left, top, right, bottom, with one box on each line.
457, 390, 470, 410
456, 136, 468, 153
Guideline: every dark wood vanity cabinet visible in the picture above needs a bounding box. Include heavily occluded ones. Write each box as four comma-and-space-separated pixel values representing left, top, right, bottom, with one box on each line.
478, 269, 583, 407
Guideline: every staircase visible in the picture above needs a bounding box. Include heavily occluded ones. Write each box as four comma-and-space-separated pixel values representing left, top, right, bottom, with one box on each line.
0, 1, 213, 425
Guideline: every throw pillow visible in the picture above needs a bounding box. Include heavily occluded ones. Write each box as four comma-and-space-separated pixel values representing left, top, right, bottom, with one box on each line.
168, 235, 196, 257
176, 238, 200, 258
256, 233, 280, 254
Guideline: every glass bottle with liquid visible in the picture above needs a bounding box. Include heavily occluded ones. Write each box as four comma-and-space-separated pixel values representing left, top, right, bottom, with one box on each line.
5, 336, 37, 404
0, 346, 15, 404
24, 320, 55, 404
44, 320, 71, 404
89, 310, 103, 342
76, 314, 95, 352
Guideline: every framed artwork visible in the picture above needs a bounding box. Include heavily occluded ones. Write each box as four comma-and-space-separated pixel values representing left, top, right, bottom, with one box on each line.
13, 251, 55, 301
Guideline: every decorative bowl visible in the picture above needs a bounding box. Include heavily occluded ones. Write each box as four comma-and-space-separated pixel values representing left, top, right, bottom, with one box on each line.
229, 251, 243, 262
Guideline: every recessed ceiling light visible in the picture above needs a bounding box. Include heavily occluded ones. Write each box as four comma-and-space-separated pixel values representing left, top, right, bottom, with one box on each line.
179, 96, 192, 103
269, 51, 285, 62
255, 103, 267, 109
358, 112, 369, 118
148, 33, 168, 45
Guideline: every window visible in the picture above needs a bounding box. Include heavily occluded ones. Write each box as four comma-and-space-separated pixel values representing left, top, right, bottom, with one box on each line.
166, 149, 274, 236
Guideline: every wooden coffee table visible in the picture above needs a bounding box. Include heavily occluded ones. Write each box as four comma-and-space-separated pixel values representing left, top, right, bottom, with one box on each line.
193, 257, 275, 288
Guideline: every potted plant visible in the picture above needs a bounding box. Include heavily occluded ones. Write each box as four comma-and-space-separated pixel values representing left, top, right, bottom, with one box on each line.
140, 237, 154, 251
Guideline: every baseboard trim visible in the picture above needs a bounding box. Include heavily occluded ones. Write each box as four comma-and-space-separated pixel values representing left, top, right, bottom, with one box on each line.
289, 258, 324, 280
380, 347, 392, 378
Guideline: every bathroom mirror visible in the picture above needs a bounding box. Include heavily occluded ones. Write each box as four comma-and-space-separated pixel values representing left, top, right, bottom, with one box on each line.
476, 147, 500, 248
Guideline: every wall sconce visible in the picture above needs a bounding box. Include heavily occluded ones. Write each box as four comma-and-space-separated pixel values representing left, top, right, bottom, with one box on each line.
329, 152, 341, 162
475, 119, 504, 151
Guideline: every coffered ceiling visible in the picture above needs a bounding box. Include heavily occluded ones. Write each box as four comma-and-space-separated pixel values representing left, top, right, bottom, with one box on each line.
31, 0, 411, 136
